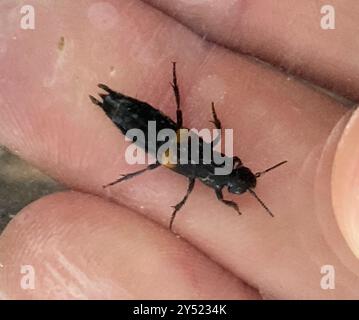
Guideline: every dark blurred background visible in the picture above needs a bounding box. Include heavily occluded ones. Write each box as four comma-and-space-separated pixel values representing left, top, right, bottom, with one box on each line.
0, 146, 65, 234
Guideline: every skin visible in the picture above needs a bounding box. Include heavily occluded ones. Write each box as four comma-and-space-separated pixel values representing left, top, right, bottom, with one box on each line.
0, 0, 359, 299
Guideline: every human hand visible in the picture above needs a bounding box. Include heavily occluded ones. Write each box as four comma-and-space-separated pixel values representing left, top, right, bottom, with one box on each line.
1, 0, 359, 299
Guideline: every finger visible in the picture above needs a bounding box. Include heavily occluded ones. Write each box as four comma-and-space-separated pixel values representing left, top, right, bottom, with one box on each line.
1, 0, 359, 299
331, 108, 359, 259
143, 0, 359, 101
0, 191, 258, 299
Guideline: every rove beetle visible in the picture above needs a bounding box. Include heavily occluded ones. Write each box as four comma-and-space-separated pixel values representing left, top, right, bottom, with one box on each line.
90, 63, 287, 231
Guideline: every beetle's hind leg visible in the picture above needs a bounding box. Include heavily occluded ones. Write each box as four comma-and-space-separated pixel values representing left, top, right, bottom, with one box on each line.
169, 178, 195, 231
170, 62, 183, 129
215, 189, 242, 215
103, 163, 160, 188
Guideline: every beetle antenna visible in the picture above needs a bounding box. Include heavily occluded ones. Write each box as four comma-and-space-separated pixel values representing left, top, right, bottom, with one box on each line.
255, 160, 287, 178
248, 189, 274, 217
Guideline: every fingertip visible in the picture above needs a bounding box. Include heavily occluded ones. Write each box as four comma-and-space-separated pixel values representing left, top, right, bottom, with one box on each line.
0, 191, 259, 299
332, 107, 359, 259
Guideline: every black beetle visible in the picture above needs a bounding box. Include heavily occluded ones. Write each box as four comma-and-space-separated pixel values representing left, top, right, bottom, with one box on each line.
90, 63, 287, 231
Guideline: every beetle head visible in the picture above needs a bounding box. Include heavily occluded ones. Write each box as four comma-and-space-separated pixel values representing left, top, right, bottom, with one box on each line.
227, 160, 288, 217
227, 166, 257, 194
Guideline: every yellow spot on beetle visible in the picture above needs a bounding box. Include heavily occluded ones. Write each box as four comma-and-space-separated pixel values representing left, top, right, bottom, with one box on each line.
161, 129, 188, 168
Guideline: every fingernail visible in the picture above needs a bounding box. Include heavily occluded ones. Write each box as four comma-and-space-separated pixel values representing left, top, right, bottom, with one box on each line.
332, 107, 359, 259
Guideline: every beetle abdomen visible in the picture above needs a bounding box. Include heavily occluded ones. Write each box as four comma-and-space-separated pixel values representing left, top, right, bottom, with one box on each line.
90, 84, 177, 155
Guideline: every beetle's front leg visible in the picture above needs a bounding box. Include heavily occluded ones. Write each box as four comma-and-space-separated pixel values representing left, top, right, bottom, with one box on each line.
215, 188, 242, 215
210, 102, 222, 149
233, 156, 242, 168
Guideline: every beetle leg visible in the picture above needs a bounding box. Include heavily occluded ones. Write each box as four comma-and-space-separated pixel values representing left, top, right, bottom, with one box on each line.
170, 62, 183, 129
103, 162, 160, 188
215, 189, 242, 215
210, 102, 222, 148
169, 178, 195, 231
210, 102, 222, 130
233, 156, 242, 168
